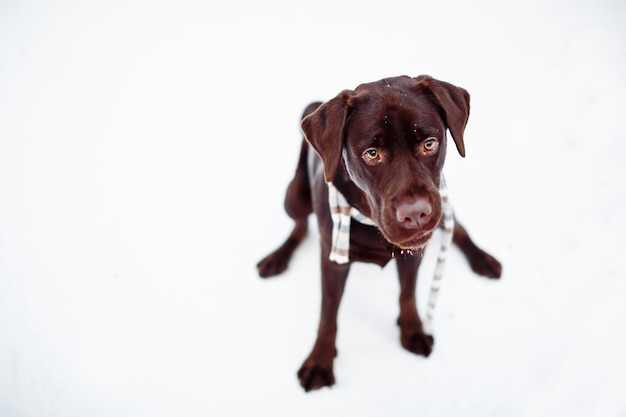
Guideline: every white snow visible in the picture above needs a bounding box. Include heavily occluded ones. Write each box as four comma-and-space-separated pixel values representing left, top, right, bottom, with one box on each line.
1, 0, 625, 416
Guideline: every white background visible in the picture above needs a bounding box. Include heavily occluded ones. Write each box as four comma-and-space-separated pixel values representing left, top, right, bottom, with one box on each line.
1, 0, 625, 416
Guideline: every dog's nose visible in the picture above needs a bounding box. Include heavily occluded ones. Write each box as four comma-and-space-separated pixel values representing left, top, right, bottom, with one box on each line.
396, 198, 432, 229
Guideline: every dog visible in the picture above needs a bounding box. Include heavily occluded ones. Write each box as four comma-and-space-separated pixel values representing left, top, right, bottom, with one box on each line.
257, 75, 502, 391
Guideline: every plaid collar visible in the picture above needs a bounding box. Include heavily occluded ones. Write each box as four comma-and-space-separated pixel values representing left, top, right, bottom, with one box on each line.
327, 183, 375, 264
327, 175, 452, 265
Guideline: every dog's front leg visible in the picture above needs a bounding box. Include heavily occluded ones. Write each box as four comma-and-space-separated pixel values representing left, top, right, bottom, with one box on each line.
396, 254, 434, 356
297, 257, 350, 391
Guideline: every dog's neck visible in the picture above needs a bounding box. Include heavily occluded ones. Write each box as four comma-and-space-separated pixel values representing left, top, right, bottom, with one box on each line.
330, 162, 373, 219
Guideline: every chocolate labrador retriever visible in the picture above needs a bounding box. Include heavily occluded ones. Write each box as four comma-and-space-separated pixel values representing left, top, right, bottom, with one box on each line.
257, 75, 502, 391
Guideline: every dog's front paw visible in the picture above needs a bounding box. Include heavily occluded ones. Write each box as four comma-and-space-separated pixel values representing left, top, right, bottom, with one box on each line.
297, 358, 335, 392
400, 330, 434, 357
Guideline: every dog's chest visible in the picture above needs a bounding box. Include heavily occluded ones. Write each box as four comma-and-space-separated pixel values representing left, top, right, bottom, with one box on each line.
345, 221, 402, 267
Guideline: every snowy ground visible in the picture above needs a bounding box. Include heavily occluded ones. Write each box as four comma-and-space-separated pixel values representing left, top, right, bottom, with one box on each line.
1, 0, 625, 416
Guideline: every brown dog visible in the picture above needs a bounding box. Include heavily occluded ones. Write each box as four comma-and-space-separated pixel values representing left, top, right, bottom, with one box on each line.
257, 75, 502, 391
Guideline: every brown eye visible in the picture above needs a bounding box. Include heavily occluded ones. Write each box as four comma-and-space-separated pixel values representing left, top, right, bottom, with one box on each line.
423, 138, 438, 153
363, 148, 382, 165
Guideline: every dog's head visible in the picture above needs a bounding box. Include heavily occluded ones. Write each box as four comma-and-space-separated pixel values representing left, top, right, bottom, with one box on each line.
301, 75, 469, 250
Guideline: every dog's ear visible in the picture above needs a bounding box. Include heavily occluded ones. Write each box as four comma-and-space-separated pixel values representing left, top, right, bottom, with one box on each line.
301, 90, 352, 182
414, 75, 470, 157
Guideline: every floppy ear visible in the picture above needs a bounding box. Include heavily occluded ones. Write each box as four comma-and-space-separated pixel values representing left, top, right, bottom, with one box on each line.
300, 90, 353, 182
414, 75, 470, 157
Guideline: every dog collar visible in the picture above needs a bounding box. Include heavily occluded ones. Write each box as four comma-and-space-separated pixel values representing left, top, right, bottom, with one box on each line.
327, 183, 375, 264
327, 176, 451, 264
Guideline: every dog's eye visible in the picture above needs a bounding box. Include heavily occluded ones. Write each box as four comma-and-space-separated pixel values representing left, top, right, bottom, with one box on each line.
362, 148, 382, 165
422, 138, 439, 153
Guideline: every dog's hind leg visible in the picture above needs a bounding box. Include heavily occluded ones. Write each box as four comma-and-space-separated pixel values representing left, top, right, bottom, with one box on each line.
452, 220, 502, 279
257, 103, 321, 278
257, 139, 313, 278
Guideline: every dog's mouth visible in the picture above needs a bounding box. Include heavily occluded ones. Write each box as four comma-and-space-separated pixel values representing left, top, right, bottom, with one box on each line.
377, 212, 439, 251
371, 199, 441, 251
392, 231, 434, 250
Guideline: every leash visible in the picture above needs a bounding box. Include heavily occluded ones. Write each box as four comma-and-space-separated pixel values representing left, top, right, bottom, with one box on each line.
327, 175, 454, 334
422, 176, 454, 335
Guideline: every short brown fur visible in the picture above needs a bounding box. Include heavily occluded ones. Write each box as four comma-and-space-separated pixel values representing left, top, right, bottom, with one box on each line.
257, 75, 502, 391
